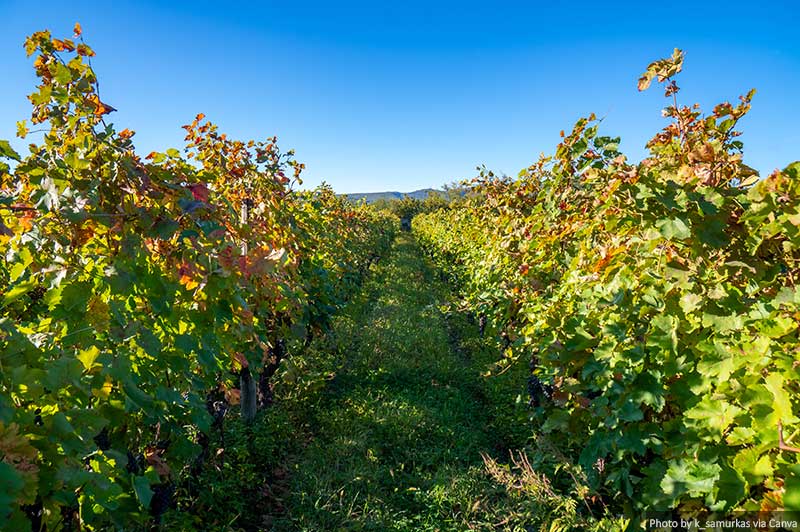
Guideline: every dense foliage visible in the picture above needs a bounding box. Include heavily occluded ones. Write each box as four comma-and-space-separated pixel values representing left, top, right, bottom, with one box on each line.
414, 50, 800, 516
0, 27, 395, 530
372, 194, 458, 230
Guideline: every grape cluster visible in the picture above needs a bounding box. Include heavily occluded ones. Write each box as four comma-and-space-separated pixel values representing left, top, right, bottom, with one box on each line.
126, 450, 145, 475
527, 375, 553, 407
21, 500, 43, 532
585, 389, 603, 400
150, 482, 175, 519
60, 504, 78, 531
93, 427, 111, 450
27, 284, 46, 303
206, 389, 228, 429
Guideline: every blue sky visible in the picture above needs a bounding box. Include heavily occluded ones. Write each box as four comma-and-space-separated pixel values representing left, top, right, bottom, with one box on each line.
1, 1, 798, 193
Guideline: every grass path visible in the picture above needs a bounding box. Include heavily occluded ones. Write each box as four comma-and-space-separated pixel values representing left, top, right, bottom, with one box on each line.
271, 233, 527, 531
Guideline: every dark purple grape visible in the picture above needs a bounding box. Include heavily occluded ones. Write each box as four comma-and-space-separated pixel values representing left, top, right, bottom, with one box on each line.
126, 450, 144, 475
93, 427, 111, 450
150, 482, 175, 519
527, 375, 553, 407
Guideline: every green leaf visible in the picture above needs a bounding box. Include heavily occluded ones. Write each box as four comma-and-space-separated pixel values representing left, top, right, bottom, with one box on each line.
151, 218, 180, 239
656, 217, 691, 240
132, 475, 153, 509
54, 64, 72, 84
696, 343, 736, 382
29, 85, 52, 105
685, 397, 742, 437
52, 412, 75, 435
1, 280, 37, 308
0, 140, 21, 161
58, 281, 92, 313
178, 198, 205, 213
0, 462, 27, 528
761, 315, 796, 338
647, 315, 678, 353
180, 229, 200, 240
9, 248, 33, 282
710, 466, 747, 511
197, 219, 224, 237
43, 358, 83, 390
701, 312, 744, 334
123, 381, 154, 411
618, 400, 644, 422
136, 328, 162, 357
732, 448, 773, 485
661, 459, 721, 501
697, 218, 728, 247
764, 373, 797, 422
174, 334, 197, 354
726, 426, 756, 446
679, 293, 703, 314
785, 464, 800, 511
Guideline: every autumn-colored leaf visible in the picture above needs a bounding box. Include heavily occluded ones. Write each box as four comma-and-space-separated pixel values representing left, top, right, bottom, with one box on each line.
76, 43, 95, 57
179, 274, 199, 290
52, 39, 75, 52
188, 183, 209, 202
637, 72, 655, 92
225, 388, 241, 405
178, 262, 200, 290
145, 448, 171, 477
85, 94, 117, 116
233, 352, 249, 369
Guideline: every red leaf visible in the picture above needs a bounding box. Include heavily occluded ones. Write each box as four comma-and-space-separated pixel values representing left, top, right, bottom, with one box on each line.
188, 183, 209, 202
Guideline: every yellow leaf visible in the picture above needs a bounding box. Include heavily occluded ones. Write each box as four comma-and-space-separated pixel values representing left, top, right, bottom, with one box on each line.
179, 274, 199, 290
92, 377, 113, 399
739, 174, 760, 187
765, 373, 798, 423
77, 346, 101, 371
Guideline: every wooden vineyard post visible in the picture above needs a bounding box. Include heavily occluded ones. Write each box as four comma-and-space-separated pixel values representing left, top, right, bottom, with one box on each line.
240, 197, 258, 423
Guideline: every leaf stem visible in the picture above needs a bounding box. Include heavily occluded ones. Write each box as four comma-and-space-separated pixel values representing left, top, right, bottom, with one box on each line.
778, 421, 800, 453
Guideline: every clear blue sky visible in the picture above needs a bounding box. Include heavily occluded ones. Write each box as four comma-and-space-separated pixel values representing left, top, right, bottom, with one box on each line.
1, 1, 798, 193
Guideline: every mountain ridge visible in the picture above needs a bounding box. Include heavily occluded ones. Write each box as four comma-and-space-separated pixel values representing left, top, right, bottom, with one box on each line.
342, 188, 445, 204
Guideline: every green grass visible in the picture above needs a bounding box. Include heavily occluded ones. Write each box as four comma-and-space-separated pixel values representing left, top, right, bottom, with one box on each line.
268, 235, 532, 531
172, 234, 620, 531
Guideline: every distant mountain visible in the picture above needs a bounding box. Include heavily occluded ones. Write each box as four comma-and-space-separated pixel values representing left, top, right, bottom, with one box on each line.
343, 188, 445, 204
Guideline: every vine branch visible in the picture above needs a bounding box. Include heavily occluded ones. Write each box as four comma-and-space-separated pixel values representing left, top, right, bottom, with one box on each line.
778, 421, 800, 453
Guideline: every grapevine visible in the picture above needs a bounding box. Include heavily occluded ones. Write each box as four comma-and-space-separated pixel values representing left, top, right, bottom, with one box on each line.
0, 27, 396, 529
414, 49, 800, 514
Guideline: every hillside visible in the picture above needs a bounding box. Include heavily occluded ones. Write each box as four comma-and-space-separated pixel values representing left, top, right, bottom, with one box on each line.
343, 188, 445, 203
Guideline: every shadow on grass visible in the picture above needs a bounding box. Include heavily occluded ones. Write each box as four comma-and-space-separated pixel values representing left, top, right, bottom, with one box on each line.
270, 234, 534, 531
